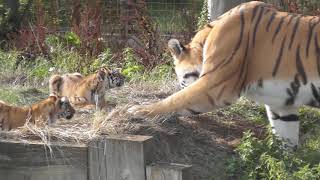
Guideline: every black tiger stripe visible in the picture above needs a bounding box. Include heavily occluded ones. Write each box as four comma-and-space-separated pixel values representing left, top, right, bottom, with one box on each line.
311, 83, 320, 102
266, 12, 276, 32
306, 18, 319, 58
296, 45, 307, 85
290, 79, 300, 95
237, 33, 251, 93
209, 67, 239, 90
285, 88, 295, 106
287, 14, 296, 25
252, 7, 264, 47
294, 74, 301, 86
206, 24, 214, 28
272, 36, 287, 77
264, 8, 271, 15
235, 40, 248, 91
315, 35, 320, 76
251, 5, 259, 22
279, 114, 299, 121
272, 16, 285, 43
286, 88, 294, 97
201, 10, 245, 78
289, 16, 301, 50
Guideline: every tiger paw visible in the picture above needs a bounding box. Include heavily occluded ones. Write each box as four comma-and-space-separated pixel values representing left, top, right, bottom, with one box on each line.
127, 104, 154, 119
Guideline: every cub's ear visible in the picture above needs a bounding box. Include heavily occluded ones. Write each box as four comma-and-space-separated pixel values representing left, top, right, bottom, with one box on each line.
168, 39, 185, 57
96, 69, 106, 81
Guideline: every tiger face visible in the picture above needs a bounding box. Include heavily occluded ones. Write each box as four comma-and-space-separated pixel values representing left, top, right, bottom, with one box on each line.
105, 69, 125, 88
168, 39, 202, 89
53, 96, 75, 120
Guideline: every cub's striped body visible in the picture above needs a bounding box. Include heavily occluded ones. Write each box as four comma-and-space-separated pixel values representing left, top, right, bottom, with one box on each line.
129, 1, 320, 147
0, 94, 75, 130
49, 68, 125, 110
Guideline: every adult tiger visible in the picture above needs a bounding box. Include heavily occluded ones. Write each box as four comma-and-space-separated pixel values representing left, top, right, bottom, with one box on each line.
0, 94, 75, 130
129, 1, 320, 147
49, 67, 125, 110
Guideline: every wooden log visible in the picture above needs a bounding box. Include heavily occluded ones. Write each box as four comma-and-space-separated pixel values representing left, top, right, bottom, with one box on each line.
0, 139, 88, 180
146, 162, 193, 180
88, 134, 153, 180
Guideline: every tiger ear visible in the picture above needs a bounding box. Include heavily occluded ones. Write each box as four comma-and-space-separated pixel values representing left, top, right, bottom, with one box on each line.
168, 39, 185, 57
100, 66, 112, 75
96, 69, 106, 81
49, 93, 58, 101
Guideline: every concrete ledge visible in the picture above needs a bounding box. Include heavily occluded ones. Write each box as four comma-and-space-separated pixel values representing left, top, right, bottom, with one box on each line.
88, 134, 153, 180
146, 162, 193, 180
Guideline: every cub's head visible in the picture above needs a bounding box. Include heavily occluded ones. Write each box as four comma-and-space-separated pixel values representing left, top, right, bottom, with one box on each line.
168, 39, 203, 89
49, 94, 75, 120
100, 67, 125, 89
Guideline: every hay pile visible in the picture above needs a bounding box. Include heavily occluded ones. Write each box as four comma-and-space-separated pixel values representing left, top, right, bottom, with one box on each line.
0, 81, 266, 179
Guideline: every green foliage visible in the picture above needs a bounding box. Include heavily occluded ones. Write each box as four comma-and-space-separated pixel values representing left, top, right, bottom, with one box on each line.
228, 130, 320, 179
27, 57, 50, 79
0, 86, 47, 106
46, 32, 81, 48
64, 31, 81, 47
45, 34, 60, 47
222, 98, 267, 125
0, 88, 20, 105
197, 0, 209, 30
97, 48, 112, 65
296, 0, 320, 15
0, 50, 17, 72
121, 48, 144, 80
299, 106, 320, 134
89, 48, 113, 72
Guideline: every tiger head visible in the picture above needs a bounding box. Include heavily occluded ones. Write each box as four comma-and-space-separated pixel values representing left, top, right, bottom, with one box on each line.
50, 94, 75, 120
100, 67, 125, 89
168, 39, 202, 89
168, 24, 212, 89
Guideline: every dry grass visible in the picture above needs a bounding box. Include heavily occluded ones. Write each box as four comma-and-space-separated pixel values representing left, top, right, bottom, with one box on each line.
0, 79, 179, 143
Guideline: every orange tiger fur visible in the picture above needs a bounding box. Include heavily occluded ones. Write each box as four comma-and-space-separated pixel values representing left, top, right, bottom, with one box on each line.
0, 94, 75, 130
49, 68, 124, 110
129, 1, 320, 147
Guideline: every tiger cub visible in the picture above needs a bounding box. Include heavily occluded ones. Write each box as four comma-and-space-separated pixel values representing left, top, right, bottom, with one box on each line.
49, 67, 125, 110
0, 94, 75, 130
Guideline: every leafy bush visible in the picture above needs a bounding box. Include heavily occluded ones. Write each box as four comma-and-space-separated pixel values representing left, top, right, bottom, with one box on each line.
121, 48, 144, 80
197, 0, 209, 30
28, 62, 50, 80
228, 130, 320, 179
64, 31, 81, 48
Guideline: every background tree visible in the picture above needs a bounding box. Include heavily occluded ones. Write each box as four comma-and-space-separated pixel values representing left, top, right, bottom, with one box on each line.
207, 0, 248, 20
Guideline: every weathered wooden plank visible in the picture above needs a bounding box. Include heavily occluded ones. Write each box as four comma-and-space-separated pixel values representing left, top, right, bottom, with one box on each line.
146, 162, 193, 180
0, 139, 87, 180
88, 134, 153, 180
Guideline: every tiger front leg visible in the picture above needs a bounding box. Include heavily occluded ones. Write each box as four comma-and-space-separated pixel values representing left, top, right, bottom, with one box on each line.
128, 75, 236, 118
